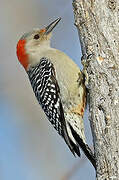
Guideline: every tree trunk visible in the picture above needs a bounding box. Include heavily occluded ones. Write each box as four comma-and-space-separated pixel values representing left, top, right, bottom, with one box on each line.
72, 0, 119, 179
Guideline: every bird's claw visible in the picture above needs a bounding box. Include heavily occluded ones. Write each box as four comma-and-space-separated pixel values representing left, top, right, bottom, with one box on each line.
81, 53, 93, 88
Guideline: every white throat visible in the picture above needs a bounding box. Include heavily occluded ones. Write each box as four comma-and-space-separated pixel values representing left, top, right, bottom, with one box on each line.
26, 40, 52, 68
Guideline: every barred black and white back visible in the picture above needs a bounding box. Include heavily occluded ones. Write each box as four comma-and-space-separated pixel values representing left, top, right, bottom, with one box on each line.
28, 58, 62, 134
27, 57, 96, 169
27, 57, 78, 153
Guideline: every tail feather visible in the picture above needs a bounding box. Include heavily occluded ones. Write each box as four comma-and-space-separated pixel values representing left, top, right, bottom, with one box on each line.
69, 139, 81, 157
69, 124, 96, 170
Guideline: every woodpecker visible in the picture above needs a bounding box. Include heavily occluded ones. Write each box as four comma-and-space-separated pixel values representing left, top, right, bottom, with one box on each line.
16, 18, 96, 169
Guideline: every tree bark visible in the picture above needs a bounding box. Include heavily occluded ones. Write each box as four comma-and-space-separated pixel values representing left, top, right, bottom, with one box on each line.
72, 0, 119, 179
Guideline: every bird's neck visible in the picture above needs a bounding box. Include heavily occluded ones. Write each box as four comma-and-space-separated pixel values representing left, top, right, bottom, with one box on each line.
27, 45, 56, 69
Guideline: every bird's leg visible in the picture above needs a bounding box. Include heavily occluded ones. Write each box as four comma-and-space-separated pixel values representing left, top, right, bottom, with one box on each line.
77, 53, 93, 88
80, 53, 94, 105
77, 71, 85, 87
81, 53, 93, 88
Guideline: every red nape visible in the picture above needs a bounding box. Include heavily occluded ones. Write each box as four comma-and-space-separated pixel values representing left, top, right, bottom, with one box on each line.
16, 39, 28, 70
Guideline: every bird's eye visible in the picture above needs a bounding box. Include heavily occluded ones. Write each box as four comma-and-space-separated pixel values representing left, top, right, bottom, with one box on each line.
34, 34, 40, 40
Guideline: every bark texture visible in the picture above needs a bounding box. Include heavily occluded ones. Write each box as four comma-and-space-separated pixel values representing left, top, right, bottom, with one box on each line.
72, 0, 119, 179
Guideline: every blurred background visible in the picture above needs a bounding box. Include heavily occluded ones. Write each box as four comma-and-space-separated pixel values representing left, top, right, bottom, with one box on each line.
0, 0, 95, 179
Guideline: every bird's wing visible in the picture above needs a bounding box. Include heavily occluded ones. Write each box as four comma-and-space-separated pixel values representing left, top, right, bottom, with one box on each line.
27, 57, 80, 155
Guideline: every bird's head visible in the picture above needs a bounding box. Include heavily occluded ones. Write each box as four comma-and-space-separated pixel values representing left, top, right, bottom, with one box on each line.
16, 17, 61, 70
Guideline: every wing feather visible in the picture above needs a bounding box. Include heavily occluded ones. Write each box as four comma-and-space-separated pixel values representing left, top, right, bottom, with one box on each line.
27, 57, 79, 155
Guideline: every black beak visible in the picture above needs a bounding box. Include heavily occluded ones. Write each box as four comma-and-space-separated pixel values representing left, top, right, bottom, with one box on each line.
45, 17, 61, 35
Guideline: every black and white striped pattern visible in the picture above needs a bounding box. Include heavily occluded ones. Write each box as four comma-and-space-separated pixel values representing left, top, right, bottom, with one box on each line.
27, 58, 81, 156
27, 57, 63, 135
27, 57, 96, 168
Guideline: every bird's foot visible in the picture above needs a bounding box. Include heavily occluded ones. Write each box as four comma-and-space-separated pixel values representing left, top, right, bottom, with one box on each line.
81, 53, 93, 88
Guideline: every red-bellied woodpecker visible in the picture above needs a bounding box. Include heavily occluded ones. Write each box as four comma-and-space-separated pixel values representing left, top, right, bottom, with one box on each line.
16, 18, 96, 169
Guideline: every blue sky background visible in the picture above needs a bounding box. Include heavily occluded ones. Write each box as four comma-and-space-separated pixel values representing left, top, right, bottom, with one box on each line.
0, 0, 95, 179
